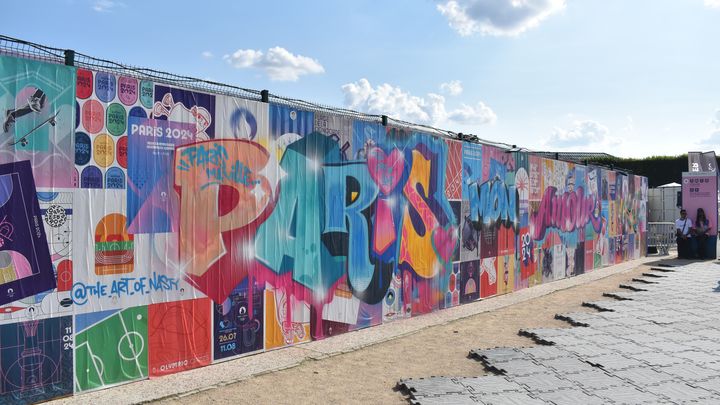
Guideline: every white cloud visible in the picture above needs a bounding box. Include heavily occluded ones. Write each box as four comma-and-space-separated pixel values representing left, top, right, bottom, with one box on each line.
223, 47, 324, 81
341, 78, 496, 127
697, 108, 720, 148
447, 102, 497, 124
699, 130, 720, 146
201, 51, 214, 59
544, 119, 621, 149
436, 0, 566, 37
440, 80, 464, 96
705, 0, 720, 8
224, 49, 263, 68
92, 0, 124, 12
620, 115, 634, 134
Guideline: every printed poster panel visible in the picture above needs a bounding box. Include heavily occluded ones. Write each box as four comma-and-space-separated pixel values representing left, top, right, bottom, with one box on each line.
319, 281, 365, 338
148, 298, 211, 376
133, 232, 205, 304
441, 263, 460, 309
74, 306, 148, 392
214, 95, 268, 140
459, 260, 479, 303
497, 254, 515, 295
352, 120, 384, 160
268, 103, 313, 177
264, 99, 315, 189
682, 172, 718, 236
682, 172, 718, 257
0, 56, 75, 188
75, 69, 147, 189
314, 112, 352, 160
213, 280, 263, 361
264, 286, 310, 350
479, 257, 497, 298
0, 161, 55, 306
0, 189, 73, 324
72, 189, 142, 313
73, 189, 191, 313
126, 85, 214, 234
461, 142, 482, 200
444, 139, 462, 200
0, 316, 73, 403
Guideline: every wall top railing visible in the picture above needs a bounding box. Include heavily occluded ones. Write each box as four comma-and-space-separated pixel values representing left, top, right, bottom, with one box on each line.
0, 34, 635, 174
0, 35, 507, 147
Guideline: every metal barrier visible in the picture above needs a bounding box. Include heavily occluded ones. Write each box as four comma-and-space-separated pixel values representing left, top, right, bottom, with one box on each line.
647, 222, 676, 255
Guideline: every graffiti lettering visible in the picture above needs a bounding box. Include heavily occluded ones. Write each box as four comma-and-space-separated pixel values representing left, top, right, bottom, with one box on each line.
177, 142, 228, 172
520, 232, 533, 265
255, 132, 343, 293
467, 177, 518, 230
398, 140, 457, 280
324, 163, 379, 292
530, 186, 602, 240
205, 160, 258, 188
71, 272, 180, 305
175, 139, 271, 277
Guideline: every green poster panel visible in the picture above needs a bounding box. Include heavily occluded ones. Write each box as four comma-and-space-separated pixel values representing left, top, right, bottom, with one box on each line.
74, 306, 148, 392
0, 55, 75, 188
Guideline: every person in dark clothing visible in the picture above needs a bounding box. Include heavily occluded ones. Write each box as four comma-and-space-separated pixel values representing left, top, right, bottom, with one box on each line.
675, 208, 693, 259
694, 208, 711, 259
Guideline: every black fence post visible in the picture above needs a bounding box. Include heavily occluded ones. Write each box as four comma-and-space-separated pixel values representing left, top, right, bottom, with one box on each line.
64, 49, 75, 67
381, 115, 388, 126
260, 90, 269, 103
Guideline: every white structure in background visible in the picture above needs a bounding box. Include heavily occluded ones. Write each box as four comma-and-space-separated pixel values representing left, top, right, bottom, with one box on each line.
646, 182, 681, 255
648, 182, 681, 222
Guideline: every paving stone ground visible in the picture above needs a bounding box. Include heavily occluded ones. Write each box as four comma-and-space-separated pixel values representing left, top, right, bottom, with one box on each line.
397, 261, 720, 404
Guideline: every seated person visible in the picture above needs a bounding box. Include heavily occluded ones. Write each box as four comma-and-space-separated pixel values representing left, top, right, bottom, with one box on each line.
675, 208, 693, 259
694, 208, 711, 259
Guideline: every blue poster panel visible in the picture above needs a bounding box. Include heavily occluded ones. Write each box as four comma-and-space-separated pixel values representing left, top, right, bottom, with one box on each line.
0, 316, 73, 404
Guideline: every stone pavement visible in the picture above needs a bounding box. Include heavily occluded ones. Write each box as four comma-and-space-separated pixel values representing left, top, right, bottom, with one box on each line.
397, 261, 720, 404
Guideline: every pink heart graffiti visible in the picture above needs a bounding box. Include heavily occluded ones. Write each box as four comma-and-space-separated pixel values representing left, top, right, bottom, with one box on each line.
432, 225, 458, 263
367, 147, 404, 195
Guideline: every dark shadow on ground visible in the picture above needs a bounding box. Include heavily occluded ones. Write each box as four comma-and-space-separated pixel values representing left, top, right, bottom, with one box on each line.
644, 252, 718, 268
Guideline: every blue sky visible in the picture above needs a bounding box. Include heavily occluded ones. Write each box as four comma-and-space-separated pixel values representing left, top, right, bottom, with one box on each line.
4, 0, 720, 158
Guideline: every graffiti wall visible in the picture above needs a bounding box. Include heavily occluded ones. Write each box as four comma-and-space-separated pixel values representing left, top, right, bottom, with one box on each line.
0, 54, 648, 402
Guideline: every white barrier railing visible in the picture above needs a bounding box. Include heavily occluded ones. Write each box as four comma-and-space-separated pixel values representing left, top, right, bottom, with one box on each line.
647, 222, 676, 255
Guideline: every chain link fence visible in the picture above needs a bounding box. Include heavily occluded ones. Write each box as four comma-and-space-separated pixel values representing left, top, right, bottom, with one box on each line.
0, 34, 528, 150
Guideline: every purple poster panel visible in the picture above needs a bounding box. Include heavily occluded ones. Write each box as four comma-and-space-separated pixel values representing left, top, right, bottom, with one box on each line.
152, 85, 215, 139
0, 160, 55, 305
682, 172, 718, 237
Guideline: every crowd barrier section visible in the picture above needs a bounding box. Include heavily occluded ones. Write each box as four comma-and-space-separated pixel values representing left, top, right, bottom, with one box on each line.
0, 50, 647, 403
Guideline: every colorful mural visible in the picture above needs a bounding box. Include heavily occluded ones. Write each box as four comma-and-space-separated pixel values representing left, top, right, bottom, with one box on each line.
0, 53, 648, 402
